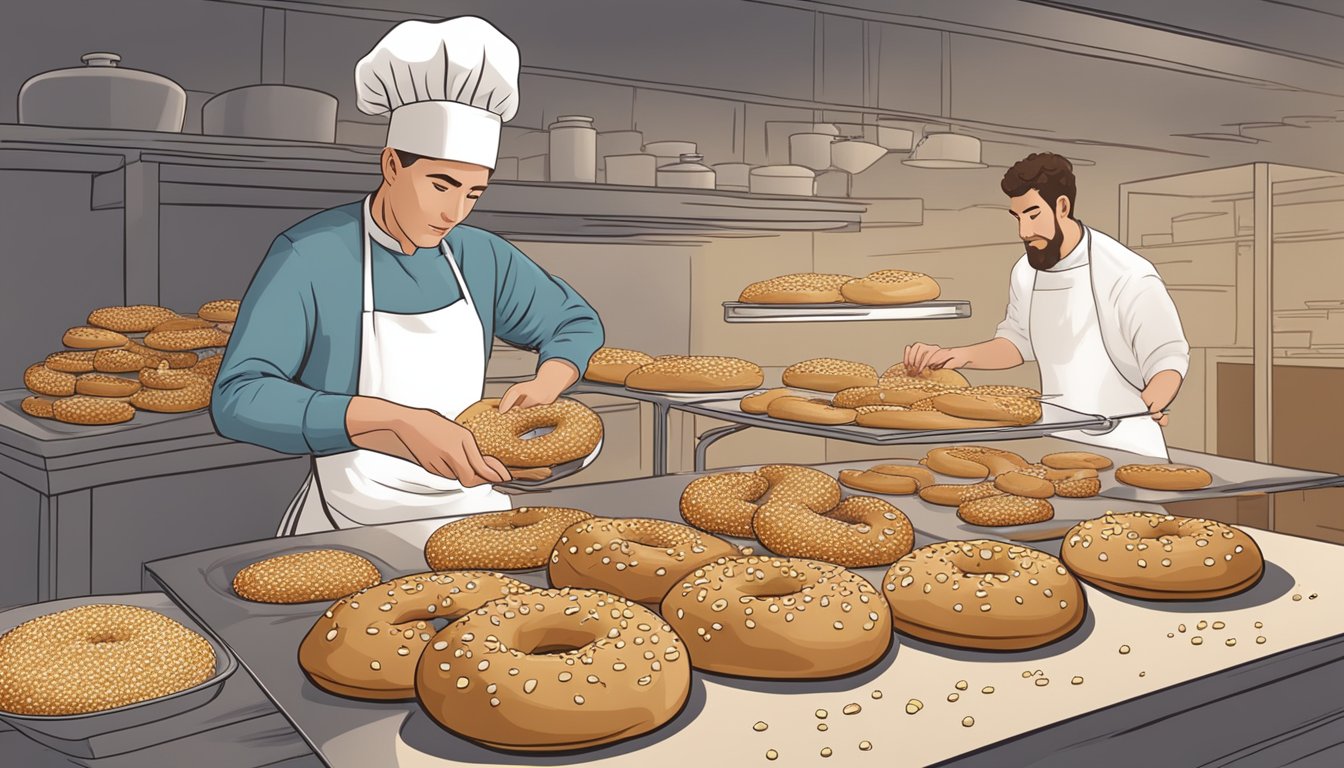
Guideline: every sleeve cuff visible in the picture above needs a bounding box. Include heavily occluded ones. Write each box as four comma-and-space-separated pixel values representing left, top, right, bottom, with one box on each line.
994, 330, 1035, 362
1143, 355, 1189, 382
302, 392, 355, 455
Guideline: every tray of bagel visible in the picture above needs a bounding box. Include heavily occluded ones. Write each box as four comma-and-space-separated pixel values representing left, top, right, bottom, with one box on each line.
0, 590, 237, 754
13, 301, 237, 431
142, 440, 1344, 768
725, 269, 971, 322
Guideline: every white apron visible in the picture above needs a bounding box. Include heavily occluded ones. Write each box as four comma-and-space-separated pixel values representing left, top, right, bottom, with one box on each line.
1030, 229, 1169, 459
277, 199, 511, 535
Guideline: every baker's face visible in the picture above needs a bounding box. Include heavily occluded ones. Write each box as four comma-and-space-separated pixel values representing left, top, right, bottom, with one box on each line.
1009, 189, 1067, 270
382, 150, 490, 248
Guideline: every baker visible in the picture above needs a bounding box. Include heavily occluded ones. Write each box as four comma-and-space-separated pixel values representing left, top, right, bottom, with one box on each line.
212, 16, 603, 534
904, 153, 1188, 458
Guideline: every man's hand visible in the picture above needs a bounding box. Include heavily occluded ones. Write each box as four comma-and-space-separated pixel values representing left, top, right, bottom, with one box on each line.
903, 342, 969, 375
1140, 369, 1183, 427
500, 359, 579, 413
396, 409, 511, 486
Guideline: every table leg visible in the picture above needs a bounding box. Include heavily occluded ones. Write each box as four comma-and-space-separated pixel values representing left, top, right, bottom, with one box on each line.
652, 401, 669, 477
695, 425, 749, 473
37, 489, 93, 601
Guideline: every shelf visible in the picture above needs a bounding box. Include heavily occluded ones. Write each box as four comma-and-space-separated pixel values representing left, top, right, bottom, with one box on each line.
0, 125, 880, 239
722, 299, 971, 323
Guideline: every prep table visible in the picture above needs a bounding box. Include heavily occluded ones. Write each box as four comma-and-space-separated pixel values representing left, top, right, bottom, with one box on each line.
147, 457, 1344, 768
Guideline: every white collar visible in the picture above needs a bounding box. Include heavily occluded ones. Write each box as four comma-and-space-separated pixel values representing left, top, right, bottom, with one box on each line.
363, 194, 410, 254
1047, 224, 1090, 271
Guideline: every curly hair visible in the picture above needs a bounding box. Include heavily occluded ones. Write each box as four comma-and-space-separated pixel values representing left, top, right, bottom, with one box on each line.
1001, 153, 1077, 217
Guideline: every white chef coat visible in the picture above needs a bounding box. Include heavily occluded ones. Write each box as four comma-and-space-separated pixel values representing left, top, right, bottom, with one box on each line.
994, 225, 1189, 458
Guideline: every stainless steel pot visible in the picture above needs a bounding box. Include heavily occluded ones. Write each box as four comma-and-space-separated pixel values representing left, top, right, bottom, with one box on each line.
202, 85, 338, 143
19, 52, 186, 132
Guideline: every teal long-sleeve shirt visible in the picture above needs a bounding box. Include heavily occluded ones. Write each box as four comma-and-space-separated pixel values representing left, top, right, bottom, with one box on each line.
211, 200, 604, 456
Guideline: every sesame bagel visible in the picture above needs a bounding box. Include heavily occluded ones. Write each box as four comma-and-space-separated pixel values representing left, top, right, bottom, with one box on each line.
62, 326, 129, 350
52, 396, 136, 425
152, 317, 217, 332
123, 340, 198, 368
880, 363, 970, 390
548, 517, 738, 604
44, 350, 97, 373
781, 358, 879, 392
624, 355, 763, 393
932, 392, 1042, 426
679, 465, 841, 538
883, 540, 1085, 650
425, 507, 594, 571
20, 395, 58, 420
918, 482, 1004, 507
1060, 512, 1264, 600
87, 305, 180, 333
197, 299, 240, 323
1041, 451, 1113, 470
299, 572, 530, 700
191, 354, 223, 382
93, 348, 154, 373
838, 465, 936, 495
840, 269, 940, 305
739, 272, 853, 304
740, 387, 810, 414
994, 466, 1100, 499
925, 446, 1030, 479
583, 347, 655, 385
130, 365, 212, 413
24, 363, 76, 397
959, 494, 1055, 527
1114, 463, 1214, 491
457, 398, 603, 469
232, 549, 383, 604
833, 383, 955, 408
766, 395, 858, 425
662, 556, 891, 678
754, 496, 914, 568
75, 373, 141, 398
417, 588, 691, 751
854, 407, 1014, 430
0, 604, 215, 715
143, 327, 231, 351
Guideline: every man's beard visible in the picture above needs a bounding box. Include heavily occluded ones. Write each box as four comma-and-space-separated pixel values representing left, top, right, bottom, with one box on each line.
1025, 223, 1066, 271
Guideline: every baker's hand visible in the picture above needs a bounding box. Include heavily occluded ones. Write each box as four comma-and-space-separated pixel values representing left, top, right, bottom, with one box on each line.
500, 359, 579, 413
903, 342, 968, 375
397, 409, 511, 486
1140, 370, 1183, 428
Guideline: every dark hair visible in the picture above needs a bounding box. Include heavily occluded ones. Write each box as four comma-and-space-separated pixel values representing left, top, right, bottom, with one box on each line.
393, 148, 425, 167
1001, 153, 1077, 217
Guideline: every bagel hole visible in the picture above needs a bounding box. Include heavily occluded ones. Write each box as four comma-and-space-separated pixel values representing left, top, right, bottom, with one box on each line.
1146, 520, 1184, 539
517, 628, 596, 656
88, 631, 126, 645
950, 554, 1012, 578
517, 426, 554, 442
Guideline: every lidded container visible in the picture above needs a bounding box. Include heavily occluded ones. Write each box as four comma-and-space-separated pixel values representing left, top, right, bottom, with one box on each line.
548, 115, 597, 183
656, 153, 716, 190
19, 52, 187, 132
750, 165, 816, 196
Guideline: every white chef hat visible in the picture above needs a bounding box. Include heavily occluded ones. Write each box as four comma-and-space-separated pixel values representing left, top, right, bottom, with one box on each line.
354, 16, 519, 169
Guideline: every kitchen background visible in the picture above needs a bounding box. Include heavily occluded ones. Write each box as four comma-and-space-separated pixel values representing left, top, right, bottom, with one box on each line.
1, 0, 1342, 605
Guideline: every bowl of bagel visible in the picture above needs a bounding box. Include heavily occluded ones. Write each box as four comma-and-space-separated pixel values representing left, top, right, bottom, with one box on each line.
20, 300, 238, 427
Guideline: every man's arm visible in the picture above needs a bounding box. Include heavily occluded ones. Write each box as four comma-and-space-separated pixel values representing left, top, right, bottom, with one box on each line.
344, 397, 509, 485
905, 262, 1031, 374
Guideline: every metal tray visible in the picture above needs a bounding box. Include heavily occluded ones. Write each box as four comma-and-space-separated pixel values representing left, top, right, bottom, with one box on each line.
500, 431, 604, 489
0, 591, 236, 746
723, 299, 971, 323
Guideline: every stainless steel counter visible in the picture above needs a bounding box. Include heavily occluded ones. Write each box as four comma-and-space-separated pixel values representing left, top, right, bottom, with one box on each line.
146, 459, 1344, 767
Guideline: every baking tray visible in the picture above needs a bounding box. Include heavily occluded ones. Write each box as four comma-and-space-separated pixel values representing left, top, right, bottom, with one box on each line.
676, 396, 1113, 445
499, 433, 603, 489
723, 299, 971, 323
0, 591, 236, 749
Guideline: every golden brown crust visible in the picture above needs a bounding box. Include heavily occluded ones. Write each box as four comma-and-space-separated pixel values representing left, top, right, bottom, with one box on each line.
123, 341, 198, 368
299, 571, 529, 701
233, 549, 382, 604
52, 396, 136, 425
924, 446, 1030, 478
883, 540, 1085, 650
75, 373, 141, 398
1041, 451, 1114, 470
957, 494, 1055, 527
624, 356, 764, 393
418, 588, 691, 750
87, 305, 180, 333
879, 364, 970, 390
62, 326, 130, 350
92, 348, 153, 373
152, 317, 217, 332
839, 270, 940, 305
765, 396, 858, 425
1114, 464, 1214, 491
679, 472, 770, 537
855, 408, 1013, 430
1060, 512, 1264, 600
833, 384, 954, 408
839, 465, 935, 495
754, 496, 914, 567
739, 273, 853, 304
21, 395, 58, 419
662, 556, 891, 678
583, 347, 655, 385
458, 398, 603, 468
932, 392, 1042, 426
548, 517, 738, 603
918, 482, 1003, 507
143, 327, 231, 351
740, 387, 810, 414
25, 363, 76, 396
0, 604, 215, 715
424, 507, 594, 571
191, 354, 223, 381
197, 300, 240, 323
780, 358, 878, 392
44, 350, 97, 373
130, 365, 212, 413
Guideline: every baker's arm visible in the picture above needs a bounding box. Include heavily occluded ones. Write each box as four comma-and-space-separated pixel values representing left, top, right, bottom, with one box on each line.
1118, 272, 1190, 423
906, 266, 1032, 373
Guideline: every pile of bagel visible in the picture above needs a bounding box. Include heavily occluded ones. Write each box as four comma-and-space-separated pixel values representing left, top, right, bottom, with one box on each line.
583, 346, 764, 393
20, 301, 237, 425
740, 358, 1043, 430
